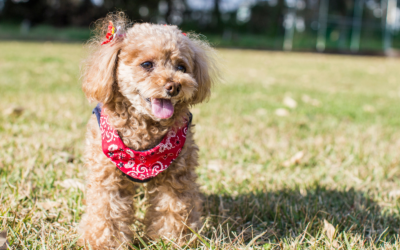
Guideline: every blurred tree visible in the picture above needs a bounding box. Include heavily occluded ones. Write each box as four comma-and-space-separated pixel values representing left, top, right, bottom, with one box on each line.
211, 0, 221, 31
0, 0, 394, 52
247, 0, 285, 36
0, 0, 160, 26
1, 0, 49, 24
165, 0, 173, 23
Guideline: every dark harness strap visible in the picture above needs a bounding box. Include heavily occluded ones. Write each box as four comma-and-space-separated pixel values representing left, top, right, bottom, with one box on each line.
92, 103, 192, 183
93, 103, 102, 125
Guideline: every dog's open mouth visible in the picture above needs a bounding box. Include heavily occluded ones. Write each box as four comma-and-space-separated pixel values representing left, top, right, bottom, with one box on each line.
147, 98, 174, 119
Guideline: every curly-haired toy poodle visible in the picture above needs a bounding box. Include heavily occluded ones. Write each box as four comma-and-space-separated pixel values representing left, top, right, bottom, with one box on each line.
78, 12, 218, 249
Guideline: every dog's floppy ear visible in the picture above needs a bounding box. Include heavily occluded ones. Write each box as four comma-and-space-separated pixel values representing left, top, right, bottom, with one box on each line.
82, 44, 121, 104
189, 38, 219, 105
82, 12, 128, 104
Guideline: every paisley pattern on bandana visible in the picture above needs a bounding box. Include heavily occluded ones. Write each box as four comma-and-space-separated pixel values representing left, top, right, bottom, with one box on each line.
100, 109, 189, 181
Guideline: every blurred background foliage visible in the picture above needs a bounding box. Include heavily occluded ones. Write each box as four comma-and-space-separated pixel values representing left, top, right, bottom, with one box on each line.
0, 0, 400, 52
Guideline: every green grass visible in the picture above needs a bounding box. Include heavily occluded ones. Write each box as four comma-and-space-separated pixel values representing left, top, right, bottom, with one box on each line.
0, 23, 91, 41
1, 42, 400, 249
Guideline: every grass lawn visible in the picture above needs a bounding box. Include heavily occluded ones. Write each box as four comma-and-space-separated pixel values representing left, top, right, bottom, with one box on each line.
1, 42, 400, 249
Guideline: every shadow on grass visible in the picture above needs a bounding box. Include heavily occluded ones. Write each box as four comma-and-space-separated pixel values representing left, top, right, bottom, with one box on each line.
203, 184, 400, 244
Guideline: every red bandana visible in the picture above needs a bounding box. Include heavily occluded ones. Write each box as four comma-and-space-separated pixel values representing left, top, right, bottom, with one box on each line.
99, 109, 189, 181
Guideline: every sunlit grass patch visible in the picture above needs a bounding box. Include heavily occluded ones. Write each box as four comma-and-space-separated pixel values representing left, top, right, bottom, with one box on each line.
1, 42, 400, 249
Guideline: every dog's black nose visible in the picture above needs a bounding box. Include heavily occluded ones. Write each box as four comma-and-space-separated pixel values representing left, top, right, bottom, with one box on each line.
164, 82, 181, 97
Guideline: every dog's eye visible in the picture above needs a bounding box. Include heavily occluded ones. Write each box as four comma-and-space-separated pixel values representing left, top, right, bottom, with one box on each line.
141, 61, 153, 69
177, 65, 186, 73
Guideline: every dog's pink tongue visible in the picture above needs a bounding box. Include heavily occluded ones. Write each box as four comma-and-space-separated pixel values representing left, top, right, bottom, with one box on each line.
151, 98, 174, 119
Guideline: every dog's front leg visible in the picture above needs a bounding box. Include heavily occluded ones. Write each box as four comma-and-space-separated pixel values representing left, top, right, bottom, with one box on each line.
79, 164, 136, 249
78, 116, 137, 249
144, 167, 202, 244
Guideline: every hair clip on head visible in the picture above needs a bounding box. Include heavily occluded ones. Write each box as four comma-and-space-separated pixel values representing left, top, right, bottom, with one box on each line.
102, 21, 124, 45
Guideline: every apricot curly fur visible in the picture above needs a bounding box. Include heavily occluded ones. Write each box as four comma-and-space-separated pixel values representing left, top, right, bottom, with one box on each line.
78, 12, 219, 249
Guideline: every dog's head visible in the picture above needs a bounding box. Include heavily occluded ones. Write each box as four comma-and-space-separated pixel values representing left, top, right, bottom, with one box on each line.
82, 13, 218, 121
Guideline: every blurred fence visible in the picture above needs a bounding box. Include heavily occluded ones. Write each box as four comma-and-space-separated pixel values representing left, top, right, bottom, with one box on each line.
280, 0, 400, 53
0, 0, 399, 53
